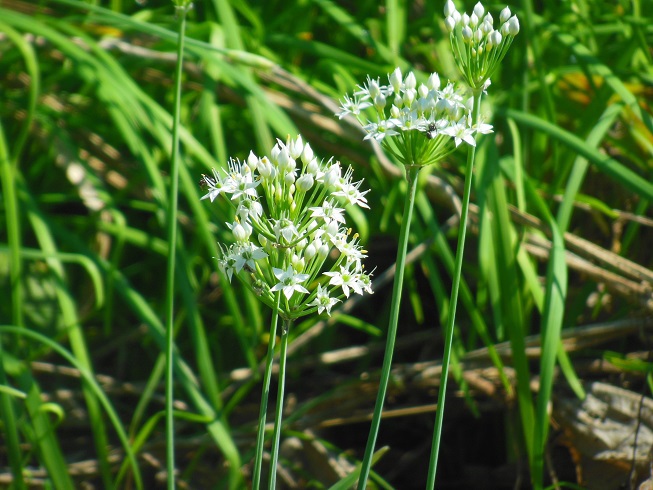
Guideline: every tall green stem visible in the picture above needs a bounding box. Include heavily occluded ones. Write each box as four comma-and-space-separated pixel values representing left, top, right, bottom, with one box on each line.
252, 293, 281, 490
165, 6, 188, 490
357, 164, 421, 489
426, 88, 483, 489
268, 318, 292, 490
0, 120, 26, 489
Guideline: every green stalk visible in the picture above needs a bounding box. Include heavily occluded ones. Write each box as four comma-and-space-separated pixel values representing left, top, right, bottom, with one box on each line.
357, 164, 421, 490
165, 6, 189, 489
268, 317, 292, 490
0, 110, 26, 489
426, 87, 483, 489
252, 293, 281, 490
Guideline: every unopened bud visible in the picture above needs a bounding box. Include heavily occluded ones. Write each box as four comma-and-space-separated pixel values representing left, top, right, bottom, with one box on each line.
289, 135, 303, 159
389, 67, 402, 93
508, 16, 520, 35
301, 143, 314, 165
247, 151, 258, 171
444, 0, 457, 17
404, 72, 416, 90
444, 16, 456, 32
500, 6, 511, 23
428, 72, 441, 90
296, 173, 314, 191
305, 242, 317, 260
473, 2, 484, 19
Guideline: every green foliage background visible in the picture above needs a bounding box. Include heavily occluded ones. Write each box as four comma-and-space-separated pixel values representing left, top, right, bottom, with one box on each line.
0, 0, 652, 488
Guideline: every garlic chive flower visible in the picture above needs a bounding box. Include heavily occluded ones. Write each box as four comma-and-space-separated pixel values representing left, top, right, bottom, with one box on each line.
444, 1, 519, 90
202, 135, 373, 320
338, 67, 488, 167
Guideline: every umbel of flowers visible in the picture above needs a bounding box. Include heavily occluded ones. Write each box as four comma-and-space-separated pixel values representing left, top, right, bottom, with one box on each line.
337, 67, 492, 168
201, 135, 373, 320
444, 0, 520, 90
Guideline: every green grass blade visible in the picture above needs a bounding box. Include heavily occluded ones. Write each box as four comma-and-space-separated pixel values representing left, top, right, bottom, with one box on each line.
502, 108, 653, 201
556, 103, 623, 233
531, 220, 568, 489
0, 326, 143, 490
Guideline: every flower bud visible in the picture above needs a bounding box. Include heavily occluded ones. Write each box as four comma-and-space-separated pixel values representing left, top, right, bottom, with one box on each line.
324, 164, 341, 187
292, 254, 305, 272
270, 143, 280, 162
418, 83, 429, 99
301, 143, 314, 165
469, 13, 477, 27
444, 0, 457, 17
285, 171, 296, 185
428, 72, 441, 90
325, 220, 339, 238
318, 243, 330, 260
305, 242, 317, 261
296, 238, 307, 252
232, 222, 249, 242
258, 234, 268, 248
390, 105, 401, 118
393, 94, 404, 108
500, 6, 511, 23
289, 135, 303, 159
276, 146, 289, 170
402, 88, 416, 107
404, 71, 416, 90
473, 2, 484, 19
389, 67, 402, 93
247, 151, 258, 171
490, 30, 502, 47
484, 13, 494, 26
296, 173, 314, 191
462, 25, 473, 41
374, 92, 386, 109
444, 15, 456, 32
368, 78, 380, 98
307, 157, 319, 175
258, 157, 272, 178
508, 16, 520, 35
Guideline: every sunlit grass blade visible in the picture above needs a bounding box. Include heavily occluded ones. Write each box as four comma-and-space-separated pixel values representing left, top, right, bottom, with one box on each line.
556, 102, 623, 233
502, 108, 653, 201
524, 194, 569, 490
475, 140, 534, 466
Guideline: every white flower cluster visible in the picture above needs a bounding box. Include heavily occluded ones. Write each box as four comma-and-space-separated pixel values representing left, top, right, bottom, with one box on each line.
202, 135, 373, 319
444, 1, 519, 89
337, 67, 491, 167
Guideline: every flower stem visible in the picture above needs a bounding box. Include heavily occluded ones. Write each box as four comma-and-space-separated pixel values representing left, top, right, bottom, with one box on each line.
165, 6, 189, 490
425, 87, 483, 490
252, 293, 281, 490
357, 164, 421, 489
268, 317, 292, 490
